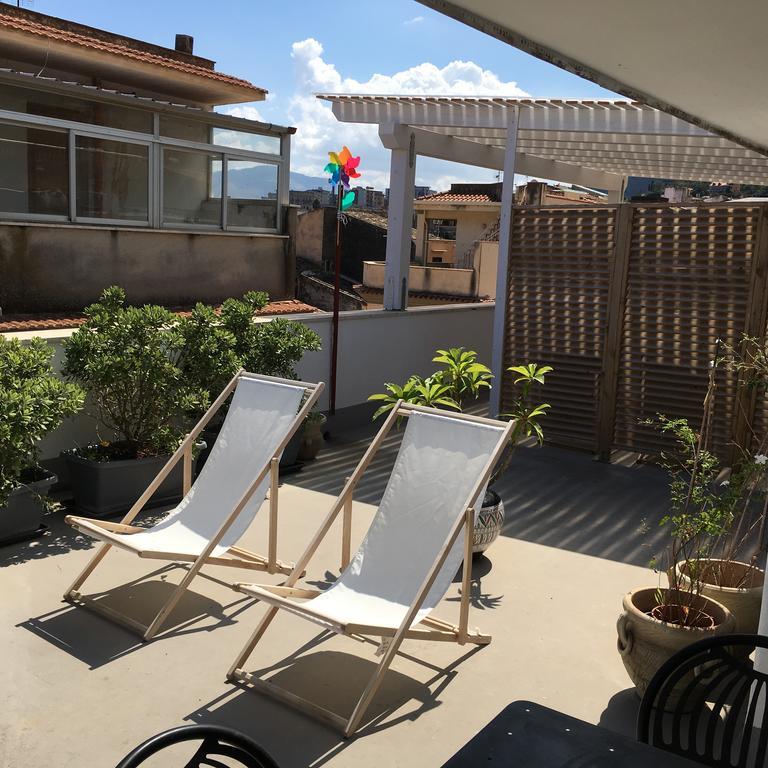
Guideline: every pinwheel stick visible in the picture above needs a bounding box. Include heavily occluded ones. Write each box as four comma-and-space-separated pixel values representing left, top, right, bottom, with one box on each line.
330, 181, 343, 414
324, 146, 361, 415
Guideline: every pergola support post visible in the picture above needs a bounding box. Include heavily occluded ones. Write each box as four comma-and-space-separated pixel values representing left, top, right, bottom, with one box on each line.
382, 127, 416, 310
489, 106, 519, 417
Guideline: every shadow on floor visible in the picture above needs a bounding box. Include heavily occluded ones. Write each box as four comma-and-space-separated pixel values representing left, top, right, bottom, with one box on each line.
290, 424, 670, 568
188, 629, 484, 765
19, 568, 255, 668
598, 688, 641, 739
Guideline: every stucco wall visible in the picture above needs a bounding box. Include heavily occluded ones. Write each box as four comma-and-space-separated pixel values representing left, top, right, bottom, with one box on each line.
363, 261, 476, 297
0, 222, 293, 312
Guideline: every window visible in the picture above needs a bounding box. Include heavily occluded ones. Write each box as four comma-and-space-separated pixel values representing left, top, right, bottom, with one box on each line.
75, 136, 149, 222
427, 218, 457, 240
162, 147, 222, 226
226, 160, 278, 229
0, 84, 152, 133
0, 123, 68, 216
213, 127, 280, 155
159, 116, 211, 144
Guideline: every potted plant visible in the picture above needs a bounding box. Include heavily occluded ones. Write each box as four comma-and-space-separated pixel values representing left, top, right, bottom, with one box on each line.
666, 338, 768, 635
62, 287, 206, 517
177, 292, 322, 472
369, 348, 551, 553
299, 410, 327, 461
618, 390, 739, 696
0, 336, 84, 543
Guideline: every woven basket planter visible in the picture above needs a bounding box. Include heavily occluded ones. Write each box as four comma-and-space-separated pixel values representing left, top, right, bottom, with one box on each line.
472, 489, 505, 554
617, 587, 735, 698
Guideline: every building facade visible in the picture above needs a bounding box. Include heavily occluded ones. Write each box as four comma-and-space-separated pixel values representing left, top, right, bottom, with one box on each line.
0, 6, 296, 312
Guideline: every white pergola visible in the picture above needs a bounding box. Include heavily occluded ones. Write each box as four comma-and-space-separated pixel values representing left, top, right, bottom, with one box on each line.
319, 94, 768, 415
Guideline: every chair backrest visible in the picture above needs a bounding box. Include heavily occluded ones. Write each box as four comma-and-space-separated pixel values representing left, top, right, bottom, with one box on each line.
638, 634, 768, 768
148, 375, 305, 551
115, 724, 280, 768
319, 410, 507, 624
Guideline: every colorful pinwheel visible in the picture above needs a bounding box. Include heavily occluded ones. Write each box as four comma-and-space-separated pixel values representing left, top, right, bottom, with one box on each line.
324, 145, 361, 210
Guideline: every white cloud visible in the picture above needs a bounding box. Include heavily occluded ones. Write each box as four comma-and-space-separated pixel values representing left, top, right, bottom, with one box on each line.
404, 15, 424, 25
222, 104, 265, 122
287, 38, 529, 191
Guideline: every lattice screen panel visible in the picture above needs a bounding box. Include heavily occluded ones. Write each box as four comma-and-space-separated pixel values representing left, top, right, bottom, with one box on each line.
501, 206, 615, 450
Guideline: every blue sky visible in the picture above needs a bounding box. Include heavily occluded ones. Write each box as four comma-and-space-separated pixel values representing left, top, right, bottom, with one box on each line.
29, 0, 618, 189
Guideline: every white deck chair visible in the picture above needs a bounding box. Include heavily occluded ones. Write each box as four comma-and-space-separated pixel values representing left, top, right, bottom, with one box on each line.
64, 370, 324, 641
227, 401, 514, 737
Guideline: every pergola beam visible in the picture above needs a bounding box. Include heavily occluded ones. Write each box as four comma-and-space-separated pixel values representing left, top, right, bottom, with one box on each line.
379, 123, 625, 192
329, 96, 712, 135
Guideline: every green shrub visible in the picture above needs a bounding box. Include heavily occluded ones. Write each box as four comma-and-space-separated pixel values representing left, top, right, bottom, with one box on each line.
63, 287, 205, 459
178, 292, 321, 414
0, 336, 84, 506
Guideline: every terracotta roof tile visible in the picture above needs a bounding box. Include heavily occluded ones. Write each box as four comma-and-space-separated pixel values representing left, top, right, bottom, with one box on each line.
0, 300, 319, 333
0, 13, 264, 94
416, 192, 497, 203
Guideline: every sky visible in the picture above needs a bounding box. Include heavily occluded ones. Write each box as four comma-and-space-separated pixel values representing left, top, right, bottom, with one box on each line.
25, 0, 619, 191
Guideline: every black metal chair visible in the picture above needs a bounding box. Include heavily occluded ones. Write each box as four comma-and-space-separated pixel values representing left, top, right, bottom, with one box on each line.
115, 724, 280, 768
637, 634, 768, 767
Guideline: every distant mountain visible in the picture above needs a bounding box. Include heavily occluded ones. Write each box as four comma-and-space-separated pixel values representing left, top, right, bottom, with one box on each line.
288, 171, 329, 191
214, 165, 328, 198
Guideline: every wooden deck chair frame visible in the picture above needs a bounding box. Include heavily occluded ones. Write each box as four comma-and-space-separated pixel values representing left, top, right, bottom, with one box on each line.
63, 369, 324, 642
227, 402, 515, 737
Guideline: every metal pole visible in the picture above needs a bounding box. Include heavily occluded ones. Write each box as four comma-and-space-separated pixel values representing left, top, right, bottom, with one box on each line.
330, 184, 343, 414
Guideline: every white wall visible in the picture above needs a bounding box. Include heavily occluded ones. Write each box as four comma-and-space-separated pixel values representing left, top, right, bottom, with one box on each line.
293, 303, 494, 411
4, 303, 495, 460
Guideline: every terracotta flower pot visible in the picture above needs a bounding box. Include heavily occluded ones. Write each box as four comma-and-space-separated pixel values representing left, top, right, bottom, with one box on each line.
673, 559, 764, 636
616, 587, 735, 697
298, 414, 327, 461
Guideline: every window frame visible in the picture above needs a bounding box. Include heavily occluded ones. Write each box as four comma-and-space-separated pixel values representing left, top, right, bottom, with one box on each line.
0, 98, 289, 234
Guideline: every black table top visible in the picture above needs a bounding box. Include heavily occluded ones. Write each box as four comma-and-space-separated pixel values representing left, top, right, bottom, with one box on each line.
441, 701, 702, 767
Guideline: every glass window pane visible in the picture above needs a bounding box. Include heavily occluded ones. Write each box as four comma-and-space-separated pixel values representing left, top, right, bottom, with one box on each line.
213, 127, 280, 155
75, 136, 149, 221
0, 84, 152, 133
159, 115, 211, 143
0, 122, 68, 216
162, 147, 222, 226
226, 160, 278, 229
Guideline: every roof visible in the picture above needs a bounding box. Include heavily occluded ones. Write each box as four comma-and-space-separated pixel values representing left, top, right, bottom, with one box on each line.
319, 94, 768, 186
416, 192, 498, 203
0, 7, 265, 103
0, 69, 295, 135
417, 0, 768, 155
0, 300, 319, 334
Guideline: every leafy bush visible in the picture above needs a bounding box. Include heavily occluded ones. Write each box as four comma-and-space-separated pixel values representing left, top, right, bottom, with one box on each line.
178, 292, 321, 414
369, 350, 551, 486
63, 287, 205, 459
0, 336, 84, 506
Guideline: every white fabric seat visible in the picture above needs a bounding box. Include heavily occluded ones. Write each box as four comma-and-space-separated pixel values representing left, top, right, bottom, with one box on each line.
239, 410, 506, 629
69, 377, 305, 558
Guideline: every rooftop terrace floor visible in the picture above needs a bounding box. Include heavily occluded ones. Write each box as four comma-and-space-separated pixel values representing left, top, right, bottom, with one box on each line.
0, 420, 671, 767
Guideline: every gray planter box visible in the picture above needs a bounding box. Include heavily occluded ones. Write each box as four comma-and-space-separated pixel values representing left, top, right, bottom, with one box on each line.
0, 470, 57, 545
65, 453, 183, 518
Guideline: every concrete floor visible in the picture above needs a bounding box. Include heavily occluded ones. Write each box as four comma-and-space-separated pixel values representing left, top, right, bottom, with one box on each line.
0, 429, 671, 767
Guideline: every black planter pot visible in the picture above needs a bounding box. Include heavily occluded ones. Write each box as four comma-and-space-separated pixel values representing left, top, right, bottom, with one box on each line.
0, 469, 57, 546
65, 453, 183, 518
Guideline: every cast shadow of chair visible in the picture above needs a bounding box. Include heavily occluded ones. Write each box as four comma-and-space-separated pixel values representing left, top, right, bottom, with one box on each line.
187, 630, 483, 764
19, 564, 255, 669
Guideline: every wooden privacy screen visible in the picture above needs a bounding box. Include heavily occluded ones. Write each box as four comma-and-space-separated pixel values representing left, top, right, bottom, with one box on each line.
500, 202, 768, 459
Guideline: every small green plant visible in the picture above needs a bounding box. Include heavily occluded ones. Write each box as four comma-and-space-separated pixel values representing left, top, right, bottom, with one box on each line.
490, 363, 552, 482
63, 286, 205, 459
368, 347, 491, 419
0, 336, 84, 506
368, 350, 551, 486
